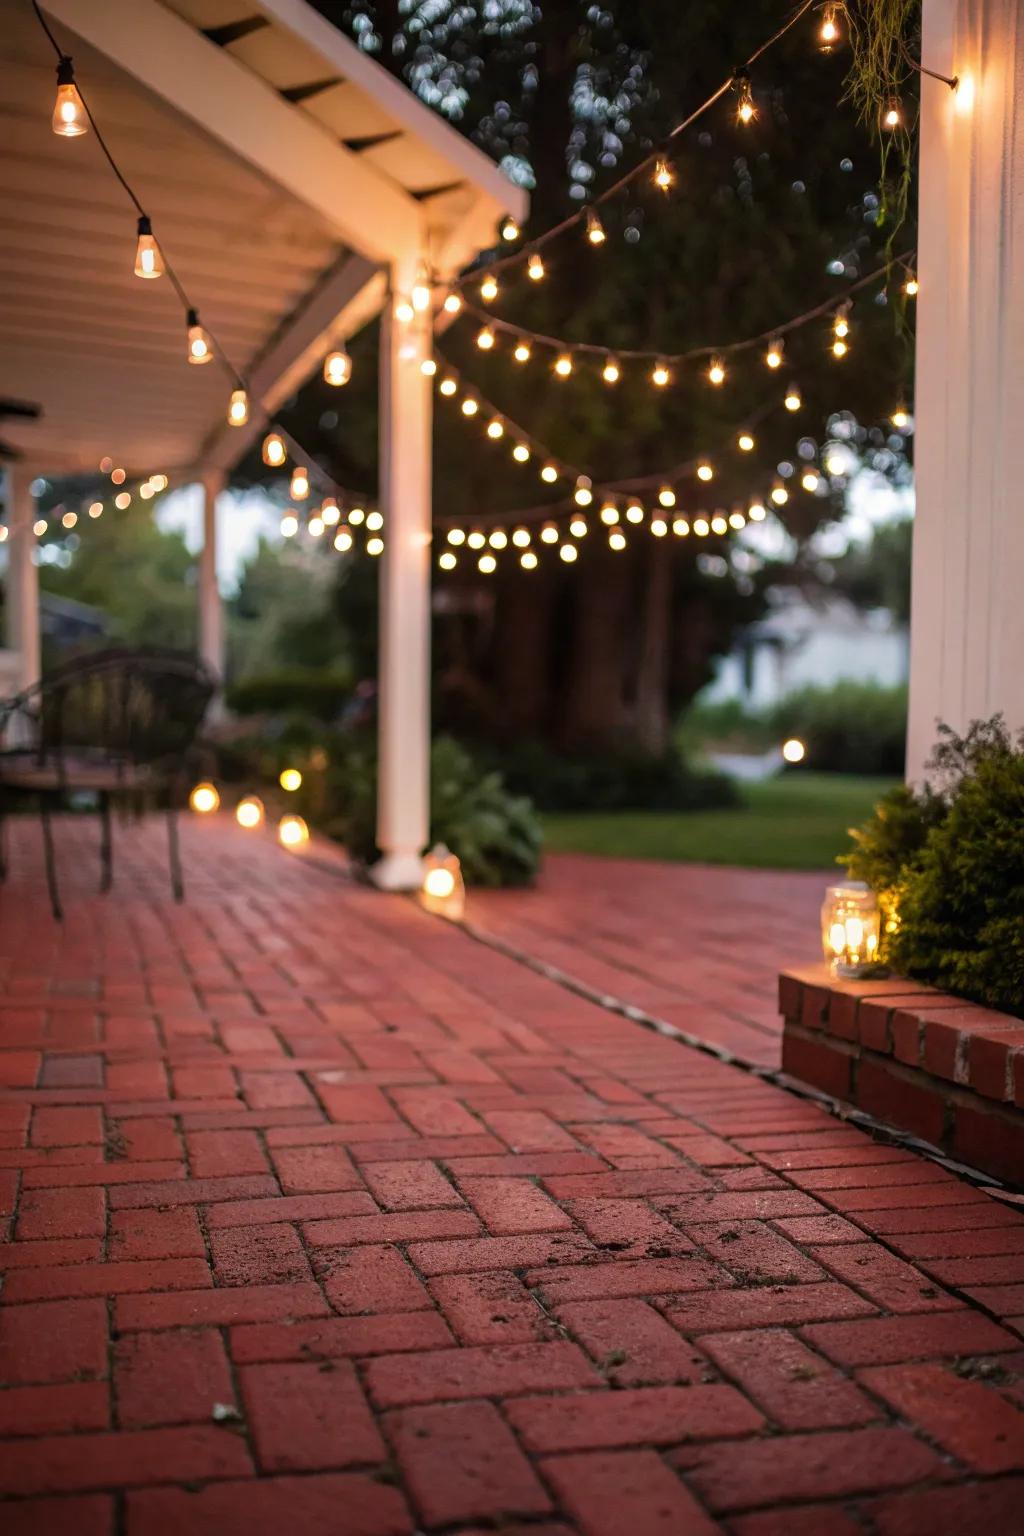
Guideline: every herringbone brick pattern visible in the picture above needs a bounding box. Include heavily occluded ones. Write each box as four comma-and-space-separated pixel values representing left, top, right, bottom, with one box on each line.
1, 816, 1023, 1534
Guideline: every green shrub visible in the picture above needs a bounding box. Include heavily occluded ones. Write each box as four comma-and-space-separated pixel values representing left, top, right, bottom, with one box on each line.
842, 718, 1024, 1018
226, 667, 354, 721
480, 739, 738, 813
683, 681, 908, 776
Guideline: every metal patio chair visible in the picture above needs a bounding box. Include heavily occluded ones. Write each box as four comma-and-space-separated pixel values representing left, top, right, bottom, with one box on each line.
0, 648, 216, 919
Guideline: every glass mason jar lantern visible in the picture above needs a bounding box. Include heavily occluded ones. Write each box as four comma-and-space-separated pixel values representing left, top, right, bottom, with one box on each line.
420, 844, 465, 921
821, 881, 881, 976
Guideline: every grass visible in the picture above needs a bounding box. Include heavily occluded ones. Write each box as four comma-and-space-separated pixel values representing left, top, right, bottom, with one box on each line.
541, 772, 898, 872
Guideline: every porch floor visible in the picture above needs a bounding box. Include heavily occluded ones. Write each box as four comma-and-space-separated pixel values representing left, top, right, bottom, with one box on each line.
1, 815, 1023, 1535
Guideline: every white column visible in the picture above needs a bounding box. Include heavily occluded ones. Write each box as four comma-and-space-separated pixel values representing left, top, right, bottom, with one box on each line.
371, 258, 433, 890
197, 469, 226, 711
907, 0, 1024, 779
4, 464, 41, 693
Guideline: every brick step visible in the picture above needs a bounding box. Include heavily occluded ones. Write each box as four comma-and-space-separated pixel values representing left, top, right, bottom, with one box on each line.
779, 966, 1024, 1187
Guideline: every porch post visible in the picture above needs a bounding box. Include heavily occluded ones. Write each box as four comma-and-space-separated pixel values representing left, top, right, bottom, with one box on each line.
4, 464, 42, 692
907, 0, 1024, 778
198, 468, 226, 711
371, 257, 433, 890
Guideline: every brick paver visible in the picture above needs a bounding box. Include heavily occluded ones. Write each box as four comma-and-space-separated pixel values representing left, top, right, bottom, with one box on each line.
1, 816, 1023, 1533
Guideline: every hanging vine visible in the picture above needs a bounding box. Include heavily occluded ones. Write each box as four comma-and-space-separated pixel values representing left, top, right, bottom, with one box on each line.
842, 0, 921, 242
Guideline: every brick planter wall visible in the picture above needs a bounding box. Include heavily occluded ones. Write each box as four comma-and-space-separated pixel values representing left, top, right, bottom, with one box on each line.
779, 965, 1024, 1186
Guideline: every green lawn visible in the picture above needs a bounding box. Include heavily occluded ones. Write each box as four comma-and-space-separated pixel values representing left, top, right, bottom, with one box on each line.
541, 773, 897, 872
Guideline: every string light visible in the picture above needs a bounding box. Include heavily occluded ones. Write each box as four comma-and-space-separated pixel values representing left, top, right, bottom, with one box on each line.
411, 265, 431, 312
487, 418, 504, 439
765, 339, 784, 369
696, 462, 714, 482
447, 528, 467, 546
600, 503, 620, 525
488, 529, 507, 549
461, 397, 479, 417
651, 517, 668, 537
708, 357, 726, 386
443, 293, 462, 315
290, 467, 310, 500
33, 518, 48, 536
421, 358, 438, 377
527, 254, 546, 282
693, 517, 710, 536
819, 3, 841, 50
784, 385, 802, 411
366, 536, 384, 556
560, 544, 578, 563
586, 209, 606, 244
882, 99, 902, 130
324, 348, 352, 386
62, 511, 77, 528
513, 342, 532, 363
891, 407, 910, 429
186, 309, 213, 365
729, 509, 746, 529
540, 523, 559, 543
439, 376, 458, 397
133, 216, 163, 279
738, 432, 755, 452
476, 326, 496, 350
321, 499, 340, 525
802, 469, 820, 491
262, 432, 286, 467
480, 275, 499, 303
735, 70, 757, 124
771, 482, 790, 505
569, 515, 588, 537
467, 530, 486, 549
349, 507, 366, 525
513, 442, 531, 462
672, 517, 689, 537
658, 486, 676, 508
602, 358, 621, 384
501, 217, 520, 242
521, 550, 538, 569
308, 516, 324, 537
365, 510, 384, 531
114, 492, 130, 510
479, 553, 497, 574
227, 388, 249, 426
51, 56, 88, 136
280, 513, 298, 537
711, 514, 728, 535
554, 354, 574, 378
609, 530, 627, 550
394, 294, 415, 323
512, 527, 531, 547
651, 361, 671, 388
88, 502, 102, 518
574, 477, 593, 507
111, 467, 126, 485
439, 550, 457, 569
653, 159, 674, 191
626, 501, 645, 524
904, 274, 919, 296
749, 500, 767, 521
541, 463, 559, 484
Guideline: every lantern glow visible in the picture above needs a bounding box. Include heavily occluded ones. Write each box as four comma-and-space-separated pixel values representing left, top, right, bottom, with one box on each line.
821, 882, 882, 977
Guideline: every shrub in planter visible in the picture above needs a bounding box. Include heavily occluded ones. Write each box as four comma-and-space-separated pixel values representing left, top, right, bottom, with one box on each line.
843, 717, 1024, 1019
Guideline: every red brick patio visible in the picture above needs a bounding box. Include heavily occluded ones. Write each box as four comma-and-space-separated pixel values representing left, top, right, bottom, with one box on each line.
2, 816, 1024, 1534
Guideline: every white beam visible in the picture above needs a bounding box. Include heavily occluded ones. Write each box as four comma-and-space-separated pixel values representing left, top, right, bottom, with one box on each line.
372, 261, 433, 890
907, 0, 1024, 778
43, 0, 425, 265
197, 469, 226, 714
3, 465, 41, 695
199, 254, 384, 472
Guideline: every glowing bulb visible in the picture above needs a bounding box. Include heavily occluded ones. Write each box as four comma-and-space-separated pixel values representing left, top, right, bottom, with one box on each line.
480, 275, 499, 303
290, 467, 310, 501
280, 514, 298, 538
765, 339, 784, 369
904, 275, 919, 296
738, 432, 755, 452
891, 407, 909, 429
819, 3, 841, 49
697, 462, 714, 482
349, 507, 365, 525
693, 517, 710, 537
411, 267, 431, 312
139, 484, 154, 501
802, 470, 820, 492
650, 517, 668, 537
324, 348, 352, 386
443, 293, 462, 315
439, 550, 457, 570
729, 510, 746, 530
52, 59, 88, 136
62, 511, 77, 528
186, 310, 213, 365
512, 527, 531, 548
133, 216, 163, 280
89, 502, 103, 518
651, 362, 671, 388
784, 386, 802, 412
513, 443, 531, 463
541, 463, 559, 484
189, 782, 220, 815
882, 100, 902, 130
653, 159, 674, 191
602, 359, 621, 384
554, 353, 574, 378
540, 523, 559, 544
658, 486, 676, 508
527, 254, 545, 281
228, 388, 249, 426
586, 208, 606, 244
308, 517, 324, 538
833, 339, 848, 358
782, 737, 806, 764
421, 358, 437, 377
478, 553, 497, 574
559, 543, 578, 563
461, 397, 479, 417
834, 313, 850, 339
501, 217, 520, 242
321, 499, 340, 526
771, 483, 789, 505
279, 768, 303, 792
366, 537, 384, 557
569, 516, 588, 538
489, 529, 508, 549
626, 502, 644, 524
262, 433, 286, 467
467, 531, 486, 550
521, 550, 538, 570
278, 815, 309, 849
439, 377, 458, 397
394, 295, 415, 323
574, 477, 593, 507
514, 342, 532, 363
708, 357, 726, 386
600, 503, 619, 525
749, 501, 767, 521
114, 493, 130, 511
736, 72, 757, 124
711, 515, 728, 535
151, 475, 168, 491
954, 74, 975, 115
672, 517, 689, 538
447, 528, 467, 546
334, 529, 353, 551
609, 530, 627, 550
487, 418, 504, 439
111, 467, 126, 484
236, 796, 264, 830
476, 326, 496, 351
365, 511, 384, 531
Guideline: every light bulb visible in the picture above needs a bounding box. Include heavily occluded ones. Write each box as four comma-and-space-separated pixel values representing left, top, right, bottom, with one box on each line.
421, 358, 437, 378
891, 407, 909, 429
820, 3, 841, 49
280, 514, 298, 537
443, 293, 462, 315
447, 528, 467, 546
697, 462, 714, 482
658, 486, 676, 508
554, 353, 574, 378
694, 517, 710, 536
114, 493, 130, 510
653, 159, 674, 191
882, 99, 902, 130
574, 477, 593, 507
521, 550, 538, 570
586, 208, 606, 244
771, 483, 789, 505
411, 267, 431, 311
467, 530, 486, 550
52, 59, 88, 137
134, 216, 163, 279
62, 511, 77, 528
335, 529, 353, 551
784, 386, 802, 412
236, 796, 264, 830
33, 518, 49, 535
480, 275, 499, 302
527, 254, 545, 281
349, 507, 365, 524
366, 536, 384, 556
729, 510, 746, 529
513, 443, 531, 463
186, 309, 213, 365
278, 815, 309, 849
540, 523, 559, 544
765, 339, 784, 369
749, 501, 767, 521
609, 530, 627, 550
262, 433, 286, 467
501, 217, 520, 242
461, 397, 479, 417
366, 510, 384, 531
439, 377, 458, 397
477, 326, 496, 350
802, 470, 820, 492
651, 517, 668, 537
708, 357, 726, 386
625, 502, 644, 524
738, 432, 755, 452
904, 275, 919, 296
439, 550, 457, 570
394, 295, 415, 323
478, 553, 497, 574
559, 544, 578, 563
711, 515, 728, 535
487, 418, 504, 439
489, 529, 508, 549
280, 768, 302, 792
736, 72, 757, 124
89, 502, 103, 518
602, 358, 621, 384
834, 312, 850, 339
569, 516, 588, 538
832, 339, 848, 358
651, 361, 671, 388
290, 467, 310, 500
514, 342, 532, 363
512, 527, 531, 547
228, 388, 249, 426
308, 516, 324, 538
672, 517, 690, 538
541, 463, 559, 484
324, 349, 352, 386
600, 503, 619, 525
109, 463, 125, 482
